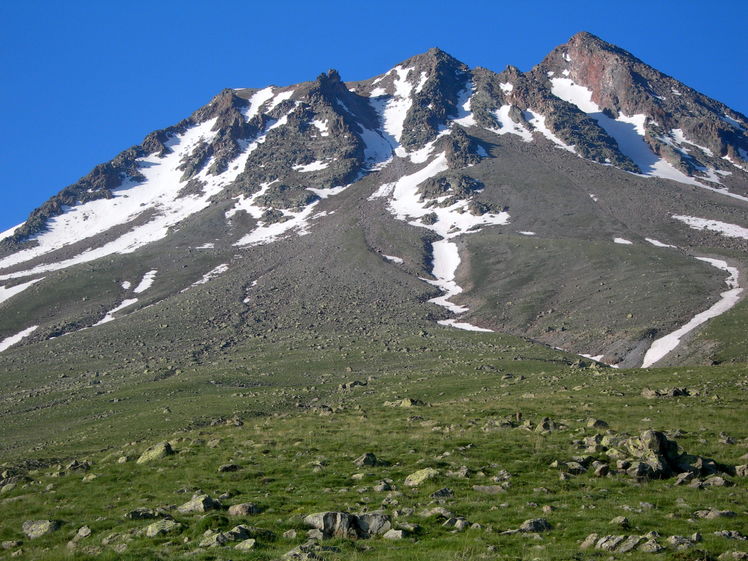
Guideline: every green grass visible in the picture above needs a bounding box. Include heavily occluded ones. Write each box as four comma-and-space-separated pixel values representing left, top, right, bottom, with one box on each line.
1, 333, 745, 560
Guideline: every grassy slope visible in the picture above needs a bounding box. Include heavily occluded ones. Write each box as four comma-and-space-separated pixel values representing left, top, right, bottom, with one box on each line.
0, 328, 746, 560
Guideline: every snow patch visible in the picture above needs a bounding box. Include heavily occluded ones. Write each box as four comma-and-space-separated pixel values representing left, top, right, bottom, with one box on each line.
0, 277, 44, 306
265, 89, 294, 113
121, 280, 132, 289
373, 152, 509, 331
381, 66, 414, 146
438, 319, 492, 332
524, 110, 576, 153
721, 114, 746, 131
550, 77, 748, 202
589, 193, 599, 202
293, 160, 329, 172
0, 222, 22, 243
194, 243, 214, 249
383, 255, 404, 264
133, 270, 157, 294
672, 215, 748, 240
645, 238, 676, 248
0, 325, 38, 352
614, 238, 633, 245
452, 81, 476, 127
518, 231, 536, 236
670, 129, 714, 157
94, 298, 138, 326
499, 82, 513, 93
311, 119, 329, 136
244, 87, 275, 121
192, 263, 228, 286
307, 185, 349, 199
490, 105, 533, 142
642, 258, 742, 368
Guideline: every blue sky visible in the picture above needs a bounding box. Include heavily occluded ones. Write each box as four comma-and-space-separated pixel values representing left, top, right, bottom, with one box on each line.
1, 0, 746, 232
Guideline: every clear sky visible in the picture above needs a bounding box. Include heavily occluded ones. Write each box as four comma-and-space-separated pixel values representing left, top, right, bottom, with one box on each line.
1, 0, 746, 232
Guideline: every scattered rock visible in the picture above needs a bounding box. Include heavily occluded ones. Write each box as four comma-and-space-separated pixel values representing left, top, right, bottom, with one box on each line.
519, 518, 551, 532
666, 535, 695, 551
430, 487, 453, 498
123, 508, 166, 520
353, 453, 379, 467
610, 516, 630, 529
144, 519, 182, 538
303, 512, 357, 540
235, 538, 256, 550
695, 508, 736, 519
587, 418, 609, 429
228, 502, 261, 516
383, 529, 404, 539
404, 468, 438, 487
472, 485, 506, 494
714, 530, 747, 541
442, 517, 470, 531
199, 525, 251, 547
218, 463, 241, 473
22, 520, 61, 539
136, 442, 173, 464
356, 513, 391, 538
177, 494, 222, 514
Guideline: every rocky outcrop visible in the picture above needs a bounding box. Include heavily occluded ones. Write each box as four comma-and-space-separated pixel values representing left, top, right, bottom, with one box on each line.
303, 511, 391, 539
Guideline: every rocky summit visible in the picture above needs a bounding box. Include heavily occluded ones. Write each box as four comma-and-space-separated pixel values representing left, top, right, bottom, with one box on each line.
0, 32, 746, 561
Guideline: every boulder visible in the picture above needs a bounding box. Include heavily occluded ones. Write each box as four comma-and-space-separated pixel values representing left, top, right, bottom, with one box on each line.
303, 512, 357, 539
22, 520, 60, 539
383, 529, 404, 539
353, 453, 378, 467
235, 538, 256, 550
145, 519, 182, 538
177, 494, 222, 514
404, 468, 438, 487
136, 442, 173, 464
519, 518, 551, 532
228, 502, 261, 516
356, 513, 391, 537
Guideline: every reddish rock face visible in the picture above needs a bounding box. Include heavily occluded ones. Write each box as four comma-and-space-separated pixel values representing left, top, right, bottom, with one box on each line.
533, 32, 748, 174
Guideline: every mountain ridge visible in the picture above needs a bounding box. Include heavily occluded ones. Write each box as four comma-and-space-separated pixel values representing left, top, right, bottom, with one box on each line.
0, 31, 746, 373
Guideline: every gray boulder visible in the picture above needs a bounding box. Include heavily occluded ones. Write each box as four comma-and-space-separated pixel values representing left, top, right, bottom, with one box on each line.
22, 520, 60, 539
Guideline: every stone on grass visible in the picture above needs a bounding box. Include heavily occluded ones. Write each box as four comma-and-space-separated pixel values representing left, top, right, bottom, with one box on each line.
354, 453, 378, 467
177, 494, 222, 514
580, 533, 598, 549
136, 442, 173, 464
404, 468, 438, 487
303, 512, 357, 539
617, 535, 642, 553
383, 529, 404, 539
356, 513, 391, 537
639, 539, 664, 553
519, 518, 551, 532
587, 418, 609, 429
235, 538, 256, 550
75, 526, 92, 540
145, 519, 182, 538
472, 485, 505, 494
228, 502, 261, 516
22, 520, 60, 539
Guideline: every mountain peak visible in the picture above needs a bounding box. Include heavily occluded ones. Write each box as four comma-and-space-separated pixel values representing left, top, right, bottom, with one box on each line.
402, 47, 467, 73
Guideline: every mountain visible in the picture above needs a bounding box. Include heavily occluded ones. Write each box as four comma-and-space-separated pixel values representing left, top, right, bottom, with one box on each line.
1, 31, 748, 561
1, 31, 747, 381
